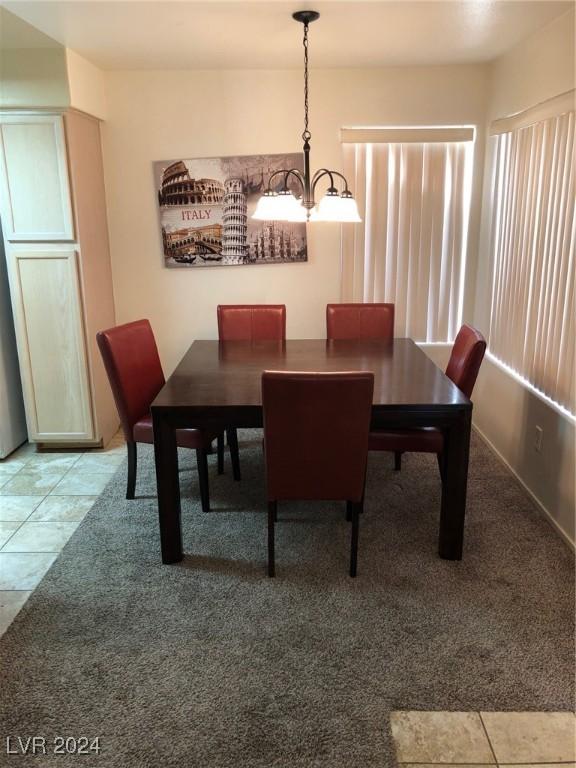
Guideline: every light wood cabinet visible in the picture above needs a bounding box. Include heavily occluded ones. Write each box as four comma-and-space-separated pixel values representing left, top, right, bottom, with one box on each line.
0, 115, 74, 241
9, 247, 94, 441
0, 111, 118, 446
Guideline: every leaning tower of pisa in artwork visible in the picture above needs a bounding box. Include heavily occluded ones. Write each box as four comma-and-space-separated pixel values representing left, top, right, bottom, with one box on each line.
221, 178, 248, 264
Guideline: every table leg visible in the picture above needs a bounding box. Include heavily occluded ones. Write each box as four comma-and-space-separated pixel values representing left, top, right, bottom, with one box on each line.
439, 408, 472, 560
152, 411, 182, 564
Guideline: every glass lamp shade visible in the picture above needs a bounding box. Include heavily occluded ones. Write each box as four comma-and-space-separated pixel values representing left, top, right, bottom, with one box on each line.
252, 190, 307, 222
277, 190, 307, 222
310, 190, 362, 222
252, 191, 280, 220
338, 192, 362, 222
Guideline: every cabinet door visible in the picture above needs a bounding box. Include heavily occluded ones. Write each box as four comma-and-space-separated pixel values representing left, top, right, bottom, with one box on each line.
8, 247, 94, 441
0, 115, 74, 241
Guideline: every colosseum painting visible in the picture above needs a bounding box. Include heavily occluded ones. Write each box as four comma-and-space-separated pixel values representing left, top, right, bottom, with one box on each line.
154, 153, 308, 267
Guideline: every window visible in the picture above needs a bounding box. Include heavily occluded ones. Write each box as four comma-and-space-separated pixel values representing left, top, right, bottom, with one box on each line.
341, 127, 474, 342
488, 97, 574, 415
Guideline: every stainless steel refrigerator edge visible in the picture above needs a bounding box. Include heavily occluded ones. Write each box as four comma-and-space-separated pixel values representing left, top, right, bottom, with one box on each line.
0, 224, 27, 458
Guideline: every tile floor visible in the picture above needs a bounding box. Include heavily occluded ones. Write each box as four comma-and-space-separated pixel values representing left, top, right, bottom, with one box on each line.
391, 710, 575, 765
0, 431, 125, 635
0, 436, 574, 761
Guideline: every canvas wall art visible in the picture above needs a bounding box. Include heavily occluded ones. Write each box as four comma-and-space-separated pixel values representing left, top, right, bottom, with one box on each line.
154, 153, 307, 268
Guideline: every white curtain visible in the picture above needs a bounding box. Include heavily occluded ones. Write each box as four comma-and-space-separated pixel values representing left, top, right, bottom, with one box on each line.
341, 141, 472, 342
489, 110, 575, 414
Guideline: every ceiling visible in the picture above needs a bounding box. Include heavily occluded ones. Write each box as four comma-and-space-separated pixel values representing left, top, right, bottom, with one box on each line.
1, 1, 572, 70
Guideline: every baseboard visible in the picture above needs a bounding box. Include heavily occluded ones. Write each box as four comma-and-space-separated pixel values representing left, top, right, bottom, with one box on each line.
472, 423, 575, 553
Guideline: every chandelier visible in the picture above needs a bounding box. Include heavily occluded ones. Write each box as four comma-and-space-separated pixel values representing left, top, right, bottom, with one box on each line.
252, 10, 361, 223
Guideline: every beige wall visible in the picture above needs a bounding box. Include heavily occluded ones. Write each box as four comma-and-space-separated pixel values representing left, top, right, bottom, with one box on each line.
473, 8, 575, 545
0, 9, 69, 109
0, 47, 105, 115
0, 48, 69, 108
488, 8, 575, 121
65, 49, 107, 120
101, 64, 488, 373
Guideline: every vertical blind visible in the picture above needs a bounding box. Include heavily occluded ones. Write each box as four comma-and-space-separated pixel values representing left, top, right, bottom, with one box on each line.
489, 109, 575, 414
341, 138, 473, 342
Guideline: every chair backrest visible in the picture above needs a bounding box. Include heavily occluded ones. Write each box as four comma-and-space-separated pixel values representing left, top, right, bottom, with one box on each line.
262, 371, 374, 502
326, 303, 395, 340
217, 304, 286, 341
96, 320, 165, 441
445, 324, 487, 399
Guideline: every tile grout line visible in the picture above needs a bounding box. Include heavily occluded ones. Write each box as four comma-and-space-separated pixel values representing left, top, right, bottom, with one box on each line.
0, 506, 47, 551
0, 519, 26, 552
2, 445, 58, 542
0, 439, 121, 625
0, 445, 49, 598
2, 451, 75, 498
47, 449, 123, 496
0, 452, 48, 551
1, 551, 66, 555
1, 446, 85, 552
478, 712, 499, 765
0, 497, 49, 529
45, 451, 84, 495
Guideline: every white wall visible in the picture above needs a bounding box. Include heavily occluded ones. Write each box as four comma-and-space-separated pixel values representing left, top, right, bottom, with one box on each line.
101, 64, 488, 373
473, 8, 575, 545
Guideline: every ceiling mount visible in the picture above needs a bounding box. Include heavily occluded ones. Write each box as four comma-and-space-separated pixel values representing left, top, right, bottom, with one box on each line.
292, 10, 320, 25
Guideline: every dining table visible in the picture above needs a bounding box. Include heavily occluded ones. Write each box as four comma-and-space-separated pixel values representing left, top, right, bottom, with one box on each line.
151, 338, 472, 565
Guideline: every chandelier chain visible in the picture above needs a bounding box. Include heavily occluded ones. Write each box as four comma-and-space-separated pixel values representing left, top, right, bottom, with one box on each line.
302, 21, 311, 142
252, 11, 360, 222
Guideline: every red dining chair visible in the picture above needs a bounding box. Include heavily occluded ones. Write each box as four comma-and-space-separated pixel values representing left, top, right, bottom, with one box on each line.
97, 319, 238, 510
369, 324, 487, 474
262, 370, 374, 578
217, 304, 287, 481
217, 304, 286, 341
326, 303, 395, 340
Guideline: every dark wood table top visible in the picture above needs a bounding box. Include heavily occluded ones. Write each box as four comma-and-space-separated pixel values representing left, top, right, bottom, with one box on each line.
152, 339, 470, 413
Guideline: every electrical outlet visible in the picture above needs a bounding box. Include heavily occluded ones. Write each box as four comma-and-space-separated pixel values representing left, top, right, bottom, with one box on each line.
534, 425, 543, 453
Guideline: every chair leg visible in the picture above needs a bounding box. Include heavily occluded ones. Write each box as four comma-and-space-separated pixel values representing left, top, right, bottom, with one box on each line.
126, 442, 137, 500
217, 434, 224, 475
227, 427, 241, 481
345, 500, 352, 522
350, 501, 361, 578
196, 448, 210, 512
394, 451, 402, 471
437, 451, 446, 484
268, 501, 276, 577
